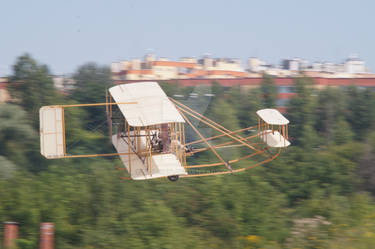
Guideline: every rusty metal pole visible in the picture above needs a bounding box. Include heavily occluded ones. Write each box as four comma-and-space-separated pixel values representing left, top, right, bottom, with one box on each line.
3, 222, 19, 249
40, 223, 54, 249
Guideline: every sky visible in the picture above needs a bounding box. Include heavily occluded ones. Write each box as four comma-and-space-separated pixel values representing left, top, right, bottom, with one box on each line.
1, 0, 375, 76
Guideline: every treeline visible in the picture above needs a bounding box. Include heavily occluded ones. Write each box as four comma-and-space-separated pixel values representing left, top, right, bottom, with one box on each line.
0, 54, 375, 248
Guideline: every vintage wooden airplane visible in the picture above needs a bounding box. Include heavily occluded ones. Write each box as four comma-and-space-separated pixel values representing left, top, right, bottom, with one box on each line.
39, 82, 290, 181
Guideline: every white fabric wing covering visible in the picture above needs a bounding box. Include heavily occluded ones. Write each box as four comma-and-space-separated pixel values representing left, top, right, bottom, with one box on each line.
39, 106, 65, 158
256, 109, 289, 125
259, 130, 291, 147
109, 82, 185, 127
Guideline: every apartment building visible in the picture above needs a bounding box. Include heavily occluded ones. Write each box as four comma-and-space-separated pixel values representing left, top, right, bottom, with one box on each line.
112, 54, 373, 80
112, 54, 247, 81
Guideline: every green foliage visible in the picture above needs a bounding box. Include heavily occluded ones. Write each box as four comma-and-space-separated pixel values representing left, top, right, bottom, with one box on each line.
0, 104, 35, 157
260, 73, 277, 108
208, 97, 241, 132
17, 238, 35, 249
315, 87, 346, 142
333, 118, 354, 145
2, 57, 375, 248
0, 156, 16, 179
287, 77, 318, 148
8, 54, 62, 126
358, 131, 375, 194
71, 63, 112, 127
237, 88, 263, 127
0, 104, 48, 172
211, 81, 226, 96
345, 86, 375, 138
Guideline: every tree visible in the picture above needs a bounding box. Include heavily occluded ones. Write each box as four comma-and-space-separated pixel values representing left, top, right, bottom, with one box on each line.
237, 88, 263, 128
260, 73, 277, 108
0, 104, 37, 168
71, 63, 112, 127
8, 54, 61, 126
0, 156, 16, 179
333, 118, 354, 145
204, 97, 242, 161
358, 131, 375, 194
211, 80, 226, 96
287, 77, 318, 147
209, 98, 241, 133
315, 87, 346, 143
345, 86, 375, 139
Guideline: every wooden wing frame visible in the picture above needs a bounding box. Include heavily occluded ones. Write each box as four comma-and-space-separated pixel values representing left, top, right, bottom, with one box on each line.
115, 97, 290, 180
39, 83, 290, 180
162, 99, 289, 179
39, 101, 137, 159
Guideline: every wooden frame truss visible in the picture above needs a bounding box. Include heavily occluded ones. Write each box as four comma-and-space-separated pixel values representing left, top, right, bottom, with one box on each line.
43, 92, 286, 180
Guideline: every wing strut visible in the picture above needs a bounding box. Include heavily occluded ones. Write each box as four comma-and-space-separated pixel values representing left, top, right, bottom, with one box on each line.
179, 111, 233, 172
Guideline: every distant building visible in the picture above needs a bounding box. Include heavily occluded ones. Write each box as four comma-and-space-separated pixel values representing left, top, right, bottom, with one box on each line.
344, 54, 367, 74
322, 62, 336, 73
213, 58, 243, 72
112, 54, 247, 80
199, 56, 213, 69
311, 62, 323, 71
52, 75, 75, 91
0, 77, 10, 103
112, 54, 372, 80
281, 55, 370, 77
281, 58, 307, 71
248, 57, 270, 73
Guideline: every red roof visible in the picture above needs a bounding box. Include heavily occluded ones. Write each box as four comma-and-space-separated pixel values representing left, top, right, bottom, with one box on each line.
207, 70, 248, 77
126, 70, 153, 75
152, 61, 197, 68
114, 70, 153, 76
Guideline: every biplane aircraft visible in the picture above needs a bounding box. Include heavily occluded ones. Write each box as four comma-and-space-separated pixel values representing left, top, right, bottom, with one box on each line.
39, 82, 290, 181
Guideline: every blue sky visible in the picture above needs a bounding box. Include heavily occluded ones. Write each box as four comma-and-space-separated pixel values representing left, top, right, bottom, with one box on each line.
1, 0, 374, 76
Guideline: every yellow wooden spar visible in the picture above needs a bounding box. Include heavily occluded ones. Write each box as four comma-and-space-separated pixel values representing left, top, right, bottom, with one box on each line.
39, 82, 290, 181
